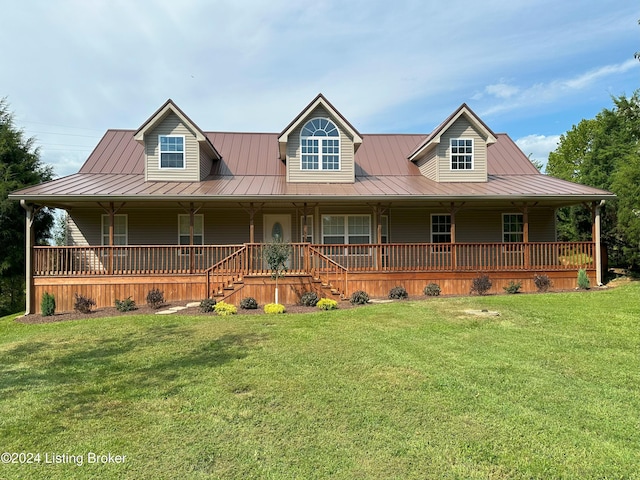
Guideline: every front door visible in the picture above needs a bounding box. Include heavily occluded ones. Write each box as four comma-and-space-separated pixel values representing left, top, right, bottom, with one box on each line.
263, 214, 291, 243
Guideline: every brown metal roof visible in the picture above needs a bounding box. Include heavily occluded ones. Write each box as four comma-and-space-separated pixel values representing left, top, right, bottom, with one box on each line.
11, 125, 614, 205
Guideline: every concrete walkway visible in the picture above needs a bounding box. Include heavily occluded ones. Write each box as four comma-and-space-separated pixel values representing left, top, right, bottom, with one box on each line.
155, 302, 201, 315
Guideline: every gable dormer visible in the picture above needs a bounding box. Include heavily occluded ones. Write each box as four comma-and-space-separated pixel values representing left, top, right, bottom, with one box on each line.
408, 104, 496, 183
278, 94, 362, 183
134, 99, 220, 182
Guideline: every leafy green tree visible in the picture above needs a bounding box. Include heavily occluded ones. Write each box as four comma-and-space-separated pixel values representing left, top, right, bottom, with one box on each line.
546, 91, 640, 268
263, 241, 291, 304
0, 98, 54, 314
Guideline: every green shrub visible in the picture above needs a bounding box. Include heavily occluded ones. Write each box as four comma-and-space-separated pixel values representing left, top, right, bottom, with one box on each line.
503, 281, 522, 294
388, 286, 408, 300
577, 269, 591, 290
470, 274, 492, 295
533, 274, 553, 292
264, 303, 286, 314
300, 291, 319, 307
146, 288, 165, 309
74, 293, 96, 314
240, 297, 258, 310
214, 301, 237, 316
199, 298, 217, 313
41, 292, 56, 317
350, 290, 370, 305
423, 283, 441, 296
115, 296, 136, 312
317, 298, 338, 310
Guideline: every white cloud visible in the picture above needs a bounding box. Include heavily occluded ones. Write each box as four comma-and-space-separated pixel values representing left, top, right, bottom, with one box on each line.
515, 134, 561, 170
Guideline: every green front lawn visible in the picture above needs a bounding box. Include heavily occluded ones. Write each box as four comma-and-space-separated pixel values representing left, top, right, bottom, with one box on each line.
1, 284, 639, 479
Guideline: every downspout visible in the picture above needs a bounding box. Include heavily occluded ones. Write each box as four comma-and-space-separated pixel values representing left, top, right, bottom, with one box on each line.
595, 200, 605, 286
20, 200, 34, 315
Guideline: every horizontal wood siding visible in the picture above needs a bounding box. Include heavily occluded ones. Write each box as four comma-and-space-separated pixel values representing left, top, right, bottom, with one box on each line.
287, 106, 355, 183
67, 214, 91, 246
145, 112, 200, 182
437, 117, 488, 182
200, 147, 212, 180
416, 147, 438, 181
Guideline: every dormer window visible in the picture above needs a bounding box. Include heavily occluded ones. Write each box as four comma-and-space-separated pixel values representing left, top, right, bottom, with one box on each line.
450, 138, 473, 170
300, 118, 340, 170
159, 135, 185, 169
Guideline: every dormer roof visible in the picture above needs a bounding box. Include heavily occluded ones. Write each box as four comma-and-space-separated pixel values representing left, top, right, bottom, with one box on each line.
133, 99, 221, 160
277, 93, 363, 160
408, 103, 497, 162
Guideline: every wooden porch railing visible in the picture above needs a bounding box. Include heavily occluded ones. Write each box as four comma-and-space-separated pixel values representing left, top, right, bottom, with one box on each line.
34, 242, 595, 277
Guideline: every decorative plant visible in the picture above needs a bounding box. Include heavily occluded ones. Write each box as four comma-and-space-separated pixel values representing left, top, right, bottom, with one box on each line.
74, 293, 96, 314
350, 290, 370, 305
503, 281, 522, 294
199, 298, 217, 313
41, 292, 56, 317
146, 288, 165, 309
423, 283, 441, 296
317, 298, 338, 310
214, 301, 237, 316
388, 286, 408, 300
263, 241, 291, 304
300, 291, 319, 307
264, 303, 285, 314
115, 296, 136, 312
533, 274, 553, 293
577, 269, 591, 290
470, 275, 492, 295
240, 297, 258, 310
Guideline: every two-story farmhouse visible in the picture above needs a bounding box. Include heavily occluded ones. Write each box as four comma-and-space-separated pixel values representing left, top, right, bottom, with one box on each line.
11, 94, 614, 313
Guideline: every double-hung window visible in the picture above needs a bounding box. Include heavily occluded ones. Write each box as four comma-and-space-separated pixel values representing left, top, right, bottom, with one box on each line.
179, 214, 204, 245
450, 138, 473, 170
431, 214, 452, 243
159, 135, 185, 169
301, 118, 340, 171
503, 214, 524, 242
322, 215, 371, 244
101, 214, 128, 246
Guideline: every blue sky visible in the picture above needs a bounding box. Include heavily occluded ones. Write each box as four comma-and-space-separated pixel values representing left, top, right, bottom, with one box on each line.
1, 0, 638, 178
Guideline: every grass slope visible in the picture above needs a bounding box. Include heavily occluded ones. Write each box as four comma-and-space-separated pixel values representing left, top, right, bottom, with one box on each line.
1, 284, 639, 479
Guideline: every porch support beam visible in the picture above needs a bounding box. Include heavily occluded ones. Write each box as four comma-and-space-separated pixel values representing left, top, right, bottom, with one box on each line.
595, 201, 604, 286
20, 201, 37, 315
293, 202, 317, 242
441, 202, 464, 268
97, 202, 125, 275
240, 203, 263, 244
511, 202, 536, 269
179, 203, 202, 274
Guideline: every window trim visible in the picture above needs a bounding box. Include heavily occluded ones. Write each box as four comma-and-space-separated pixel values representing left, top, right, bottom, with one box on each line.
430, 213, 452, 243
450, 138, 473, 171
159, 134, 186, 170
101, 214, 128, 247
502, 213, 524, 243
300, 117, 341, 171
321, 214, 371, 245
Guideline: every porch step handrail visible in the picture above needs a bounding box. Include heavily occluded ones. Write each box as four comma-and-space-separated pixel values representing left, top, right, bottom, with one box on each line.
205, 245, 248, 297
308, 245, 349, 297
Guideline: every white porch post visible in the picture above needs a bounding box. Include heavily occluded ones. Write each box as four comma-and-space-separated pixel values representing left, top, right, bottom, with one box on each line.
595, 201, 604, 286
21, 201, 34, 315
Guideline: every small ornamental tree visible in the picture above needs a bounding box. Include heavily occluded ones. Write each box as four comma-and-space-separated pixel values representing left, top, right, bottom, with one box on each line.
263, 241, 291, 304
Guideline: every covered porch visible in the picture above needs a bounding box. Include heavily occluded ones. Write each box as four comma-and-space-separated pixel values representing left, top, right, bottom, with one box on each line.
30, 240, 599, 313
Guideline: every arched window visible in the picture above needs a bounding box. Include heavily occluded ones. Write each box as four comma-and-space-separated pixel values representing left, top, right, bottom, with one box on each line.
300, 118, 340, 170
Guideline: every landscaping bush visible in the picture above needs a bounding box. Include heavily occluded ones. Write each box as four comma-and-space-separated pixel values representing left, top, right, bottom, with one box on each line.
115, 297, 136, 312
577, 269, 591, 290
423, 283, 441, 296
199, 298, 217, 313
388, 286, 408, 300
41, 292, 56, 317
317, 298, 338, 310
300, 291, 319, 307
470, 274, 492, 295
503, 281, 522, 294
240, 297, 258, 310
74, 293, 96, 314
533, 274, 553, 292
350, 290, 370, 305
264, 303, 286, 314
214, 301, 237, 316
146, 288, 165, 309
